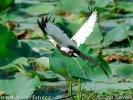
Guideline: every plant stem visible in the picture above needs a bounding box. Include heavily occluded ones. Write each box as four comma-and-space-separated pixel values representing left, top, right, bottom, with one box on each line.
78, 79, 82, 100
70, 81, 75, 100
70, 81, 72, 96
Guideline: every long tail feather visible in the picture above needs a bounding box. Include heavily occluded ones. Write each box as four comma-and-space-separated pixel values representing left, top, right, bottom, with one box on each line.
78, 52, 109, 78
68, 46, 109, 78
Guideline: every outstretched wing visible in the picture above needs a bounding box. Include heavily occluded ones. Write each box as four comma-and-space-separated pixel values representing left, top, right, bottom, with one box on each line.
37, 17, 76, 47
71, 11, 97, 47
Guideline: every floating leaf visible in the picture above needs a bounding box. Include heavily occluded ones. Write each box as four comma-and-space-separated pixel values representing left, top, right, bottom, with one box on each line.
0, 24, 19, 66
0, 24, 38, 67
35, 57, 50, 68
19, 40, 55, 54
117, 2, 133, 13
36, 71, 61, 81
85, 24, 103, 45
110, 62, 133, 78
95, 0, 113, 8
0, 0, 14, 12
100, 19, 118, 30
0, 74, 40, 98
103, 23, 130, 46
55, 0, 87, 13
11, 57, 29, 66
78, 82, 133, 92
20, 4, 54, 16
0, 13, 24, 22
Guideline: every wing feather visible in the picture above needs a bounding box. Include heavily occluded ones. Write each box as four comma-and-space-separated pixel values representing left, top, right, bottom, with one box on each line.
46, 22, 76, 47
37, 17, 76, 47
71, 11, 97, 47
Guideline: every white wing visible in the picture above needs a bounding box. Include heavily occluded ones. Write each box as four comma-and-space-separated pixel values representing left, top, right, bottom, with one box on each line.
46, 22, 77, 47
71, 11, 97, 47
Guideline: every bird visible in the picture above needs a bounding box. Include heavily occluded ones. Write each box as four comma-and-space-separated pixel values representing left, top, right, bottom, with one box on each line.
37, 10, 109, 78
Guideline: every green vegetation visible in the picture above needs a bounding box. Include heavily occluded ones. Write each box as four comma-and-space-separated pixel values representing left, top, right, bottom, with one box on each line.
0, 0, 133, 99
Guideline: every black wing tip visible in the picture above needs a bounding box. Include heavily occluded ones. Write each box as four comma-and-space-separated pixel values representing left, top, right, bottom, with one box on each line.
37, 17, 47, 33
37, 16, 55, 33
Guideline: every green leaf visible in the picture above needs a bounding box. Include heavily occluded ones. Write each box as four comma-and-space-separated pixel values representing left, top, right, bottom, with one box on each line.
4, 57, 29, 70
55, 0, 87, 13
20, 4, 54, 16
95, 0, 113, 8
30, 28, 44, 39
0, 74, 40, 98
57, 15, 90, 38
0, 24, 19, 66
79, 44, 112, 78
17, 41, 39, 57
20, 40, 55, 51
103, 23, 130, 45
57, 20, 81, 38
95, 0, 114, 8
100, 20, 118, 29
0, 25, 38, 67
35, 57, 50, 68
50, 44, 111, 81
117, 2, 133, 13
80, 82, 133, 92
36, 71, 60, 81
110, 63, 133, 79
0, 13, 24, 22
85, 24, 103, 45
0, 0, 14, 12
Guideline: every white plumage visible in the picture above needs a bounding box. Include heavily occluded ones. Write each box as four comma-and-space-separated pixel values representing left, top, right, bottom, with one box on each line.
38, 10, 97, 49
71, 11, 97, 47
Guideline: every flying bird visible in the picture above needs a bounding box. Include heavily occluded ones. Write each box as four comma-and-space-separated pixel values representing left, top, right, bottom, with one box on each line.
37, 10, 109, 78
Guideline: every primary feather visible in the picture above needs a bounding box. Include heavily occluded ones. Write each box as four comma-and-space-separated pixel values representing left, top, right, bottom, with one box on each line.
72, 11, 97, 47
37, 17, 77, 48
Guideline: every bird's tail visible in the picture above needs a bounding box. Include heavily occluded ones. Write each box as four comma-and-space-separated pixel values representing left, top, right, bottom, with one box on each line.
67, 46, 109, 78
78, 52, 109, 78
